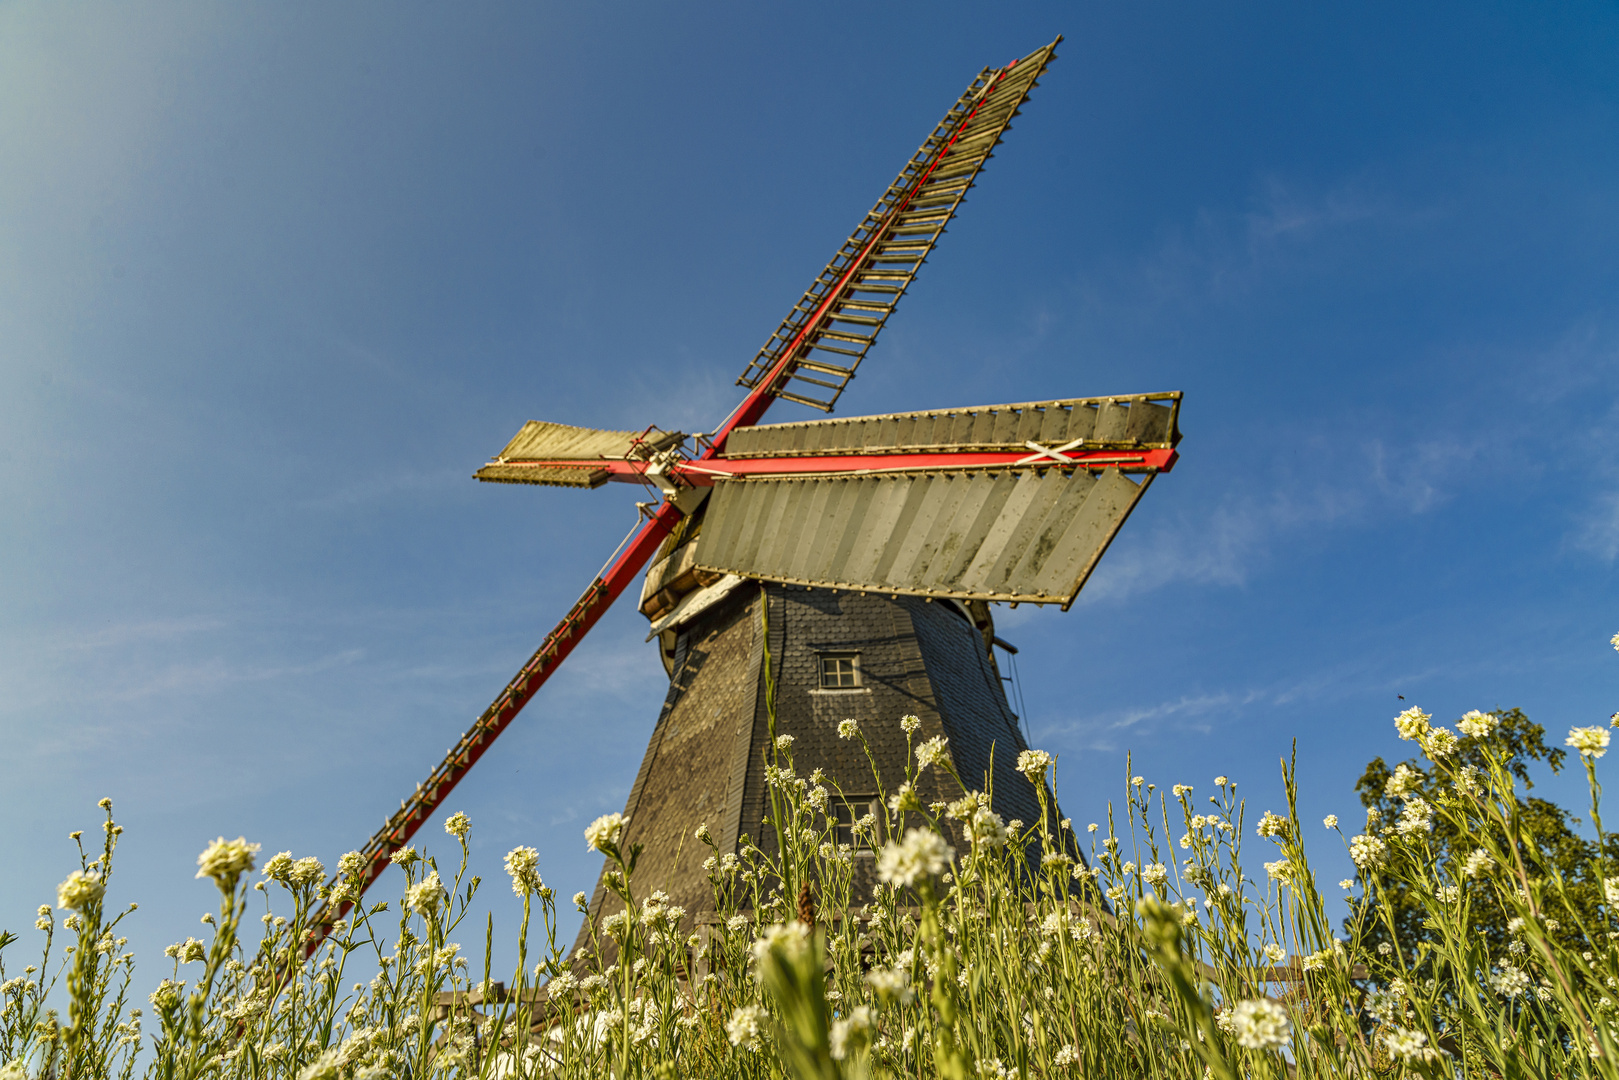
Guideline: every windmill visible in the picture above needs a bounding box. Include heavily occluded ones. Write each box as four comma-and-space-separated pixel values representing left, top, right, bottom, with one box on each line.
314, 36, 1182, 942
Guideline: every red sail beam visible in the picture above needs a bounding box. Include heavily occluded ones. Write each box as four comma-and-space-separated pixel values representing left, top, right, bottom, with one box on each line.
484, 447, 1180, 486
307, 502, 682, 941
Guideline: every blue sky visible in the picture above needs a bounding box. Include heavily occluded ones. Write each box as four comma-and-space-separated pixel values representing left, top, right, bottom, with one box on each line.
4, 1, 1619, 973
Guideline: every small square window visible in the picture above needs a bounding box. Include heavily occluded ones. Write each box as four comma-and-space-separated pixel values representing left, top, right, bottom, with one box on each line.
830, 795, 880, 851
819, 653, 861, 689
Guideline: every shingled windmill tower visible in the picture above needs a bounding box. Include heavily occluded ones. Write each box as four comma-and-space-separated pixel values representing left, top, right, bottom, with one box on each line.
314, 37, 1183, 943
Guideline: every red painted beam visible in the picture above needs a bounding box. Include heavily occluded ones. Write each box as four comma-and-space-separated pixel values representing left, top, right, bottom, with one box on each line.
681, 447, 1179, 480
307, 501, 683, 947
484, 446, 1178, 486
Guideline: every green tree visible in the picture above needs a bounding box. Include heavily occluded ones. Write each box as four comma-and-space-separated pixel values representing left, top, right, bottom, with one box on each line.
1346, 708, 1615, 957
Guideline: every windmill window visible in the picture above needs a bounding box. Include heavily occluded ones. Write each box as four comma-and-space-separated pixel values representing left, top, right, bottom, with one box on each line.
818, 653, 861, 689
830, 795, 881, 851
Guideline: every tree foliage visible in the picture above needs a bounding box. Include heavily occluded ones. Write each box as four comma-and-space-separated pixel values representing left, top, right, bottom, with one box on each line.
1347, 707, 1616, 956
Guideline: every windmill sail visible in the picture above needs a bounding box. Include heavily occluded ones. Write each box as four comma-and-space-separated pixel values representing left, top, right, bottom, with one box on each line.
733, 38, 1061, 414
474, 421, 682, 488
694, 394, 1179, 609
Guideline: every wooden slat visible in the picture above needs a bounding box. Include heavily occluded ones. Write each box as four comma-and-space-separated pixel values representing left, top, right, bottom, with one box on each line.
1030, 469, 1147, 602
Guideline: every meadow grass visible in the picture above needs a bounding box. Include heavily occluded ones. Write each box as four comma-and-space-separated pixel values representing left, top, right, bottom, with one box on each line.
7, 669, 1619, 1078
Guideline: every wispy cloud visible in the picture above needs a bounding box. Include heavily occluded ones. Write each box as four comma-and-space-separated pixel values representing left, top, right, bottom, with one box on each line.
1078, 430, 1485, 606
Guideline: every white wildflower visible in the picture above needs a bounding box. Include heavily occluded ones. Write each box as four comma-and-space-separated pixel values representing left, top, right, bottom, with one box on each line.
1423, 727, 1459, 759
1264, 858, 1298, 886
504, 847, 543, 897
443, 811, 471, 838
289, 857, 325, 888
866, 966, 915, 1005
1228, 998, 1290, 1050
750, 922, 810, 968
1396, 797, 1434, 837
195, 837, 260, 887
968, 807, 1008, 848
915, 735, 950, 770
838, 718, 860, 739
1394, 706, 1432, 741
1463, 848, 1494, 877
1491, 963, 1531, 998
876, 829, 954, 887
828, 1005, 872, 1060
900, 714, 921, 734
887, 783, 921, 812
1458, 709, 1498, 738
1384, 1026, 1443, 1063
1569, 726, 1610, 759
584, 813, 627, 852
1323, 814, 1338, 828
1384, 763, 1422, 798
56, 870, 104, 911
1255, 811, 1288, 839
1349, 835, 1388, 871
725, 1004, 766, 1050
1016, 749, 1053, 784
406, 872, 444, 915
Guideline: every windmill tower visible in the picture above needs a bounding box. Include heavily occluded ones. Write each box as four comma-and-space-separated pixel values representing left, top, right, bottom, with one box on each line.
313, 37, 1183, 946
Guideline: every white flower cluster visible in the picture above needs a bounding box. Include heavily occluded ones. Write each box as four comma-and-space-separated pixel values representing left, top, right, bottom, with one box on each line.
828, 1005, 872, 1060
1228, 998, 1290, 1050
725, 1004, 766, 1050
1255, 811, 1289, 839
1423, 727, 1459, 759
968, 807, 1008, 848
504, 846, 544, 898
1383, 763, 1422, 799
1568, 726, 1610, 759
163, 937, 206, 963
444, 811, 471, 838
56, 870, 104, 911
405, 872, 444, 916
584, 813, 627, 852
1458, 709, 1499, 738
865, 965, 915, 1005
1394, 706, 1432, 742
749, 921, 810, 968
1384, 1027, 1444, 1063
838, 718, 859, 739
1491, 962, 1531, 998
195, 837, 260, 887
915, 735, 950, 771
1395, 797, 1434, 837
1264, 858, 1298, 886
1349, 834, 1388, 871
1016, 749, 1052, 784
876, 829, 954, 887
